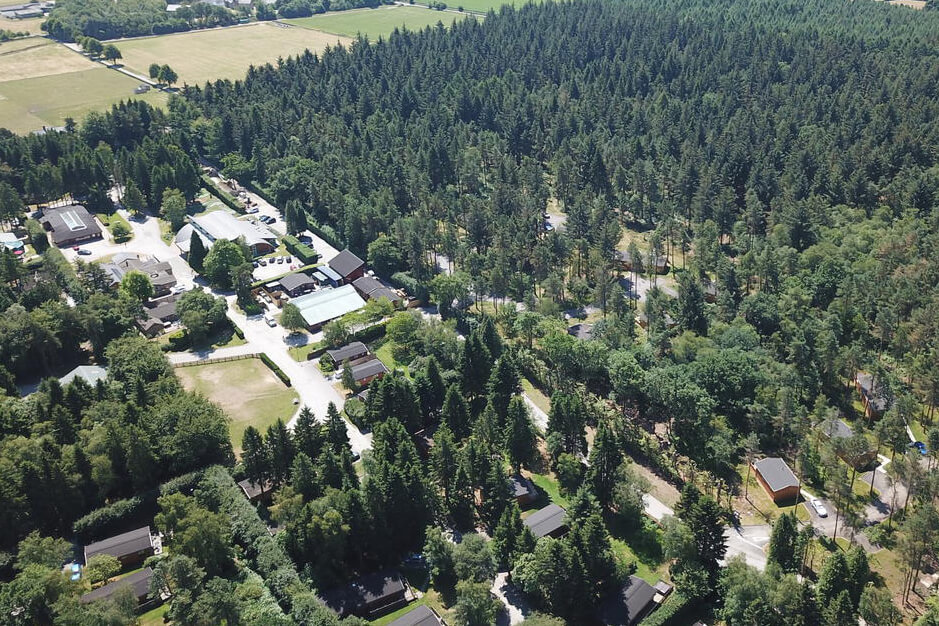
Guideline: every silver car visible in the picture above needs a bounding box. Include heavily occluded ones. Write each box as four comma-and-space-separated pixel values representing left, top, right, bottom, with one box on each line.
810, 498, 828, 518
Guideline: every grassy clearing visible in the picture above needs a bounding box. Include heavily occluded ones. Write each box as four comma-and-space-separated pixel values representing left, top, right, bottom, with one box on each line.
138, 603, 169, 626
286, 6, 470, 39
0, 37, 94, 82
115, 22, 350, 85
0, 66, 167, 133
0, 16, 45, 36
95, 211, 133, 242
289, 342, 320, 362
176, 357, 298, 454
521, 378, 551, 415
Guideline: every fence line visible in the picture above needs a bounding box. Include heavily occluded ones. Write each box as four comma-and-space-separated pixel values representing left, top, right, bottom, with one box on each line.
172, 352, 260, 368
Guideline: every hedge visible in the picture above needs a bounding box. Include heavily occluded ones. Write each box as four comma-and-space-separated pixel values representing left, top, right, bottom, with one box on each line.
350, 319, 388, 343
25, 218, 48, 253
201, 175, 244, 213
390, 271, 428, 304
232, 323, 245, 340
251, 263, 320, 290
307, 219, 344, 251
639, 592, 695, 626
259, 353, 291, 387
72, 469, 205, 542
282, 234, 319, 265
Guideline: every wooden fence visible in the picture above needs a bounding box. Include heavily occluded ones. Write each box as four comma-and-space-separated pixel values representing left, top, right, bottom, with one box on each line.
172, 352, 260, 368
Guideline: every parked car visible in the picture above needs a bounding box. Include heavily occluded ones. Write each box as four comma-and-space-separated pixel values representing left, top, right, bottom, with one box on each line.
259, 258, 268, 266
77, 249, 92, 256
246, 206, 259, 214
253, 261, 259, 268
810, 498, 828, 518
264, 315, 277, 327
266, 216, 276, 224
259, 215, 273, 224
284, 255, 292, 263
276, 256, 284, 264
910, 441, 928, 455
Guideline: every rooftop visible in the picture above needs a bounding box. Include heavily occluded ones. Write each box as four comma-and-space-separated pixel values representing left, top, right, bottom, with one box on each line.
568, 323, 594, 340
509, 473, 536, 499
328, 248, 365, 279
600, 575, 658, 626
292, 285, 366, 328
279, 272, 316, 292
41, 205, 102, 245
818, 417, 855, 441
387, 605, 444, 626
238, 478, 273, 500
84, 526, 152, 562
352, 357, 389, 382
318, 265, 343, 283
326, 341, 370, 364
80, 567, 153, 604
180, 212, 276, 252
753, 457, 799, 493
523, 503, 567, 538
323, 570, 407, 616
60, 364, 107, 386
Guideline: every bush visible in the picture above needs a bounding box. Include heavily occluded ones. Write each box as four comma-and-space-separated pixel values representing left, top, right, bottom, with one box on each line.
167, 330, 191, 351
25, 219, 48, 253
350, 319, 388, 343
282, 234, 319, 265
259, 354, 291, 387
201, 175, 244, 213
390, 271, 428, 303
639, 592, 694, 626
232, 323, 245, 340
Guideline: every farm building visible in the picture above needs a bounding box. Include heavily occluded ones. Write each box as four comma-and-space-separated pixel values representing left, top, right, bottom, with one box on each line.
176, 212, 277, 258
84, 526, 155, 567
351, 357, 389, 386
40, 205, 102, 247
352, 275, 403, 306
388, 605, 446, 626
817, 417, 877, 467
510, 473, 537, 505
524, 503, 568, 538
80, 567, 156, 607
59, 365, 107, 386
277, 272, 317, 297
325, 341, 370, 365
101, 254, 176, 296
855, 372, 891, 419
291, 285, 366, 331
314, 266, 343, 287
752, 457, 800, 504
600, 575, 661, 626
328, 249, 366, 284
322, 570, 411, 618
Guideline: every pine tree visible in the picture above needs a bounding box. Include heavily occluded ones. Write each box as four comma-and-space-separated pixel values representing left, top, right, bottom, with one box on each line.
825, 590, 857, 626
479, 316, 503, 360
547, 391, 587, 455
586, 420, 621, 508
325, 402, 350, 451
846, 545, 870, 606
431, 423, 459, 502
442, 384, 472, 439
479, 462, 511, 532
460, 332, 492, 398
817, 551, 850, 606
504, 396, 537, 473
767, 511, 799, 572
189, 230, 207, 271
291, 452, 319, 501
492, 503, 531, 570
265, 419, 295, 485
487, 354, 520, 424
241, 426, 268, 488
294, 406, 324, 460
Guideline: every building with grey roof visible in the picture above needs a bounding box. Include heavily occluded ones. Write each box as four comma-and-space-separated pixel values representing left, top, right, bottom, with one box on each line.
40, 205, 102, 246
568, 323, 594, 340
175, 212, 276, 258
352, 357, 389, 385
510, 473, 537, 505
752, 457, 800, 504
100, 255, 176, 296
80, 567, 155, 606
388, 605, 445, 626
291, 285, 366, 330
277, 272, 317, 297
326, 341, 370, 365
600, 575, 659, 625
323, 570, 410, 618
84, 526, 154, 566
523, 503, 568, 538
353, 275, 403, 306
59, 365, 107, 386
328, 249, 366, 283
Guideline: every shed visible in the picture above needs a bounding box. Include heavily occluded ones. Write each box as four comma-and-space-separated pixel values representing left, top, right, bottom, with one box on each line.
326, 341, 370, 365
567, 323, 594, 341
352, 357, 389, 385
328, 249, 366, 283
353, 275, 403, 306
818, 417, 877, 468
80, 567, 155, 606
523, 503, 568, 538
238, 478, 274, 503
84, 526, 154, 566
322, 570, 410, 618
60, 364, 107, 386
752, 457, 800, 504
317, 266, 342, 287
388, 604, 445, 626
855, 372, 891, 419
600, 575, 660, 626
509, 473, 537, 505
40, 205, 102, 247
278, 272, 317, 297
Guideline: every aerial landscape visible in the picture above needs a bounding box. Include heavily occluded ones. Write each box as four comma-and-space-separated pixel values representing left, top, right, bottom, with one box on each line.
0, 0, 938, 624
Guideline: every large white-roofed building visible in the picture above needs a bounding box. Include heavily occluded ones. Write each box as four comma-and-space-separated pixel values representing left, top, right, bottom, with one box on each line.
175, 212, 277, 258
291, 284, 366, 331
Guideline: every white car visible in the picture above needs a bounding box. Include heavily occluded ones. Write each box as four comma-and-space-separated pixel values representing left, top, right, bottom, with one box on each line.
264, 315, 277, 328
170, 285, 188, 295
810, 498, 828, 518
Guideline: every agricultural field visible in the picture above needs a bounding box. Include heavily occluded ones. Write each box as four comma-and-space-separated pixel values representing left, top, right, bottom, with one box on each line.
175, 357, 299, 454
285, 5, 471, 39
0, 37, 166, 133
0, 16, 45, 36
419, 0, 538, 13
114, 22, 350, 85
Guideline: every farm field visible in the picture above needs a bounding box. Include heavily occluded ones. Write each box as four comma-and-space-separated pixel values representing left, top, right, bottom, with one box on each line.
114, 22, 350, 85
0, 16, 45, 35
418, 0, 538, 13
175, 357, 299, 454
0, 37, 96, 82
285, 5, 471, 39
0, 65, 166, 134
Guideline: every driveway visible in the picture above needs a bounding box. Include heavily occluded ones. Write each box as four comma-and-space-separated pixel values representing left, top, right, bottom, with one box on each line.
800, 489, 879, 553
860, 465, 908, 523
491, 572, 532, 625
722, 525, 770, 571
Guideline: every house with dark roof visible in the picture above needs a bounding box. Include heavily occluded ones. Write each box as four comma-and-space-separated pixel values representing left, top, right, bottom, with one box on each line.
84, 527, 155, 567
752, 458, 800, 504
388, 604, 446, 626
353, 275, 404, 307
101, 255, 176, 296
818, 417, 877, 468
600, 575, 660, 625
510, 473, 537, 506
322, 570, 411, 618
523, 503, 568, 538
328, 249, 366, 284
568, 323, 594, 341
80, 567, 156, 607
613, 250, 669, 275
278, 272, 317, 297
238, 478, 274, 503
352, 357, 389, 386
855, 372, 891, 420
325, 341, 370, 366
40, 205, 102, 247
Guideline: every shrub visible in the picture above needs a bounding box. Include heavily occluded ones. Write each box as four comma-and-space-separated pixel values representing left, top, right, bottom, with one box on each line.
282, 234, 319, 265
232, 323, 245, 339
390, 271, 428, 303
167, 330, 191, 351
259, 354, 291, 387
639, 592, 694, 626
25, 219, 48, 253
201, 175, 244, 213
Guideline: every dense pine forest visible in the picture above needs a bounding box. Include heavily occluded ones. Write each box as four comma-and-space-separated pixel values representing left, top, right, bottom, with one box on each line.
4, 0, 939, 623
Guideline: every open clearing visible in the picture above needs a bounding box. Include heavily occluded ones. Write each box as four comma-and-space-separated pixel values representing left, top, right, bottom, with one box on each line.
285, 6, 471, 39
115, 22, 350, 85
0, 37, 95, 82
0, 16, 45, 36
0, 66, 167, 134
417, 0, 539, 13
175, 357, 299, 454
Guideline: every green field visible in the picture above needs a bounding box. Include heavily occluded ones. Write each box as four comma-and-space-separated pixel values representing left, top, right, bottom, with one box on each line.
286, 6, 471, 39
115, 22, 350, 85
418, 0, 536, 13
0, 66, 167, 134
175, 357, 299, 454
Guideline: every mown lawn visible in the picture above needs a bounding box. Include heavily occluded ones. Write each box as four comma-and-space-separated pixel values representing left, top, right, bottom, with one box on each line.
286, 5, 470, 39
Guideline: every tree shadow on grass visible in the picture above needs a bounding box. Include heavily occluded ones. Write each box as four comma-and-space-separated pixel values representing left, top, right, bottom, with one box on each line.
604, 512, 665, 567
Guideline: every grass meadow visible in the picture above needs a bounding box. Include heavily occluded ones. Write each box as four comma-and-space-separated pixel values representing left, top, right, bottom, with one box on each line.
285, 5, 471, 39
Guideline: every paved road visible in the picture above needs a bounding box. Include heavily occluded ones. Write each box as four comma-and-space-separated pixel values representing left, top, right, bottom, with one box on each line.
800, 488, 879, 553
860, 465, 908, 524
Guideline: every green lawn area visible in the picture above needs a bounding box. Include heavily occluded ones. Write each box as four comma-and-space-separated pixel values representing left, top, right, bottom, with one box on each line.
286, 6, 471, 39
528, 472, 569, 509
158, 323, 246, 352
416, 0, 540, 13
374, 339, 410, 375
0, 65, 167, 134
175, 357, 298, 454
289, 341, 321, 362
521, 378, 551, 415
115, 22, 350, 85
138, 603, 169, 626
95, 211, 133, 242
734, 462, 809, 525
